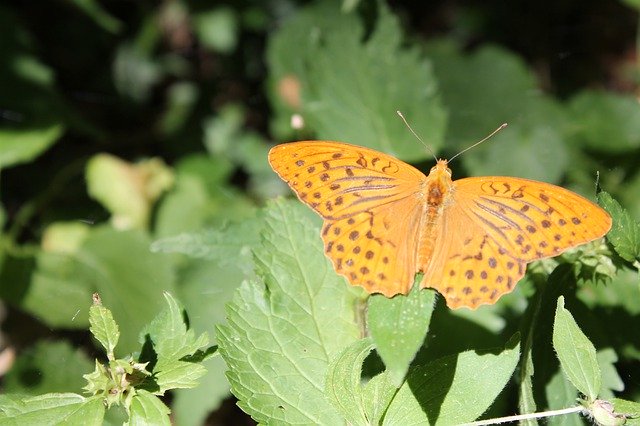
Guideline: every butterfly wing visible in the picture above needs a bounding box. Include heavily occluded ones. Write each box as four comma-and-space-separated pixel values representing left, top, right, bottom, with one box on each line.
421, 176, 612, 309
269, 141, 427, 295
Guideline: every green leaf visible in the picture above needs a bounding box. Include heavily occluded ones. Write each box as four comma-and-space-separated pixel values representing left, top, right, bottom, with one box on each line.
0, 393, 104, 425
128, 390, 171, 426
3, 341, 94, 395
324, 338, 375, 424
598, 192, 640, 263
68, 0, 123, 33
0, 124, 63, 169
172, 357, 230, 426
597, 349, 624, 399
324, 338, 396, 425
193, 7, 238, 53
552, 296, 601, 402
612, 398, 640, 425
568, 90, 640, 153
361, 371, 397, 425
18, 251, 94, 328
367, 283, 436, 386
384, 336, 520, 424
267, 0, 446, 160
89, 298, 120, 358
217, 199, 365, 424
141, 293, 210, 393
79, 227, 177, 353
86, 155, 174, 230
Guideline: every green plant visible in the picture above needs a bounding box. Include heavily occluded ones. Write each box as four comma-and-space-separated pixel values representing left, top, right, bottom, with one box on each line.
2, 0, 640, 424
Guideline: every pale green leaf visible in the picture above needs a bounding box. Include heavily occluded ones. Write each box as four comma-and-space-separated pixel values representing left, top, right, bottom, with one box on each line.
553, 296, 601, 401
384, 337, 520, 425
368, 284, 436, 386
597, 349, 624, 399
0, 124, 63, 169
217, 199, 365, 424
612, 398, 640, 425
0, 393, 104, 425
324, 338, 375, 424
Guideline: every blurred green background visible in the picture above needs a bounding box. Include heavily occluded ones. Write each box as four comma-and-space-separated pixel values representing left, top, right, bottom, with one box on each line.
1, 0, 639, 424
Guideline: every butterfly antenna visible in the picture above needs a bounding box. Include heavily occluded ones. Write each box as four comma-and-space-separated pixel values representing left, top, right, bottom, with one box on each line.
396, 111, 438, 162
448, 123, 508, 163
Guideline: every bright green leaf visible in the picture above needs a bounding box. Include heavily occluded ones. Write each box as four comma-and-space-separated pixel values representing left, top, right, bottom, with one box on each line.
367, 283, 436, 386
384, 336, 520, 424
217, 199, 365, 424
0, 124, 63, 169
128, 390, 171, 426
598, 192, 640, 263
89, 300, 120, 358
553, 296, 601, 402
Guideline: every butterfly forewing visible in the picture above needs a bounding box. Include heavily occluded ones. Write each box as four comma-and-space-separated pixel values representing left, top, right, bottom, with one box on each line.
453, 176, 612, 262
268, 142, 426, 219
269, 141, 427, 295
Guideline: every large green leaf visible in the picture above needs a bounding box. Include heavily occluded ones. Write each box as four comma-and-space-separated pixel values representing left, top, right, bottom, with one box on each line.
384, 336, 520, 425
267, 0, 446, 160
217, 199, 365, 424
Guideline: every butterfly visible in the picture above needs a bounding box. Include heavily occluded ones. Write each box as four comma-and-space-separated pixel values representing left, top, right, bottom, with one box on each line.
268, 141, 612, 309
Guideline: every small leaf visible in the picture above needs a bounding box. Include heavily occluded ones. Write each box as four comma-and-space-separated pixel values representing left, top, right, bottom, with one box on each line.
140, 293, 211, 394
553, 296, 601, 402
367, 283, 436, 386
324, 338, 374, 424
384, 336, 520, 424
598, 192, 640, 263
128, 390, 171, 426
89, 297, 120, 359
0, 393, 105, 424
0, 124, 63, 169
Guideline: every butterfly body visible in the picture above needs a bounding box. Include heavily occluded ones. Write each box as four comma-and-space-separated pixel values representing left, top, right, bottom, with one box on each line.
269, 141, 612, 309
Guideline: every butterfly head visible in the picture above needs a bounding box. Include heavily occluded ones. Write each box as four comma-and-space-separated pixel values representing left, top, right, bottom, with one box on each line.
429, 159, 452, 178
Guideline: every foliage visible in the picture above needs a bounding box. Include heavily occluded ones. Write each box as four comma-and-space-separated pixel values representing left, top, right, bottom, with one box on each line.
0, 293, 215, 424
1, 0, 640, 424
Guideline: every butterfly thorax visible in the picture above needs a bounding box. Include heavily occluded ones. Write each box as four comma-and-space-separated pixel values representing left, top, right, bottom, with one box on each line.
416, 159, 455, 268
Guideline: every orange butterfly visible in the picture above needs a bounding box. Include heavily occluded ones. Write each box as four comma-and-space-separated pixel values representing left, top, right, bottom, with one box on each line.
268, 141, 612, 309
